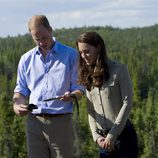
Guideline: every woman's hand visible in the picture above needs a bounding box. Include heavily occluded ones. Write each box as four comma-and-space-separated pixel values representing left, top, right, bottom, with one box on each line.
97, 135, 115, 152
97, 136, 106, 148
102, 136, 115, 152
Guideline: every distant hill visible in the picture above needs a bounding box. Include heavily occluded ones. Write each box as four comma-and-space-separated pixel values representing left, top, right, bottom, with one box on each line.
0, 25, 158, 157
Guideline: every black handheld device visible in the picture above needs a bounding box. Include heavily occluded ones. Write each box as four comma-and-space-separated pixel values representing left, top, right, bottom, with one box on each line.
27, 104, 38, 111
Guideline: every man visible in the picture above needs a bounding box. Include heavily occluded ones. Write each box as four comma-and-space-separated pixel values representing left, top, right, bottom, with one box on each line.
13, 15, 84, 158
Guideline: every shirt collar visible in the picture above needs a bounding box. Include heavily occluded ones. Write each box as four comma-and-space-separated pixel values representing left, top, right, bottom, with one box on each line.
35, 37, 57, 55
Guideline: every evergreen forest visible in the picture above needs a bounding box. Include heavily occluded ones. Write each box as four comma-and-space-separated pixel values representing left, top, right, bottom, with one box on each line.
0, 25, 158, 158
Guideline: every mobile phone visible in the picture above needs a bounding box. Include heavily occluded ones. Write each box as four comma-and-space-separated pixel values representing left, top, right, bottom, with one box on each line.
27, 104, 38, 111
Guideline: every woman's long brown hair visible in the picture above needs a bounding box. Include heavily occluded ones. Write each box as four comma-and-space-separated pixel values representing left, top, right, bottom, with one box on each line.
76, 32, 109, 91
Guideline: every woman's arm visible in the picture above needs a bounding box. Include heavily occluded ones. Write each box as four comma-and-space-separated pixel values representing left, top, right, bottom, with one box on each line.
107, 64, 133, 141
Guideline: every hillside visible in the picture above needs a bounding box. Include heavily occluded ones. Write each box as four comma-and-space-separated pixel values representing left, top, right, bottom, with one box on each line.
0, 25, 158, 158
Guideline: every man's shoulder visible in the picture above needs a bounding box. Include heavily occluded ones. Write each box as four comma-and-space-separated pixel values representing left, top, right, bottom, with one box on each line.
19, 47, 37, 64
21, 47, 37, 58
54, 41, 77, 54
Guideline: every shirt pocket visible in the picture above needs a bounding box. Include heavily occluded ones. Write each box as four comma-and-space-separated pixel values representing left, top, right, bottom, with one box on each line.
101, 80, 115, 98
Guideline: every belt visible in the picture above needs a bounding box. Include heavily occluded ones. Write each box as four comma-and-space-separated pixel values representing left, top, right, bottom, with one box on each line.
33, 113, 70, 118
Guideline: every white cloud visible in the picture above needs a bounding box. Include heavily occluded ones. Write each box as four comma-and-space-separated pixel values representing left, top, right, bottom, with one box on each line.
0, 0, 158, 37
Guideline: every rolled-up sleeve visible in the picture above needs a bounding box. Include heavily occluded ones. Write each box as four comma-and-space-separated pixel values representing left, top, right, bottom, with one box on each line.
14, 56, 30, 97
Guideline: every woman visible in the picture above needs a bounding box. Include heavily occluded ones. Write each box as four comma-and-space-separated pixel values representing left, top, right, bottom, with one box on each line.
76, 32, 138, 158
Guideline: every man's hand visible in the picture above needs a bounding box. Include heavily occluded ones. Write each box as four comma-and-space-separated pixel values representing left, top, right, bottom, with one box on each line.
60, 90, 84, 102
60, 91, 72, 101
13, 104, 29, 116
13, 93, 29, 116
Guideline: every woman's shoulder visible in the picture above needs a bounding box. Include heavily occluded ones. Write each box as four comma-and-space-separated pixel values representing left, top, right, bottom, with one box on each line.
108, 59, 125, 68
107, 59, 128, 76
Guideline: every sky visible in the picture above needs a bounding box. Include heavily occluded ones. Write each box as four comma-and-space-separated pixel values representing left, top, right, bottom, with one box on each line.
0, 0, 158, 38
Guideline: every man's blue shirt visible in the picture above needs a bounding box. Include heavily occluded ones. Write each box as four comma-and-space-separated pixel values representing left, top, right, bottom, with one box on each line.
14, 40, 84, 114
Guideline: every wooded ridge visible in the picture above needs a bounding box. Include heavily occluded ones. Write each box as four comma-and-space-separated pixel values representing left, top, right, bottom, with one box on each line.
0, 25, 158, 158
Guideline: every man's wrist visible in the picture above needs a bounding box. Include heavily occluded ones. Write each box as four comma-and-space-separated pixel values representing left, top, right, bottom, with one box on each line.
70, 93, 76, 98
